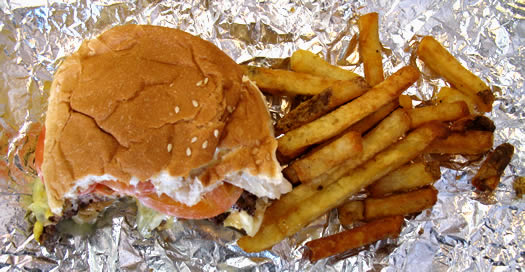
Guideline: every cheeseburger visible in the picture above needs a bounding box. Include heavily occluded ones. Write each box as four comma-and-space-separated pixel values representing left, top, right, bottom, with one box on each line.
32, 25, 291, 240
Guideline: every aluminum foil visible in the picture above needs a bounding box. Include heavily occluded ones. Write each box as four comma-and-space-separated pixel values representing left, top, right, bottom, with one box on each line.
1, 0, 524, 271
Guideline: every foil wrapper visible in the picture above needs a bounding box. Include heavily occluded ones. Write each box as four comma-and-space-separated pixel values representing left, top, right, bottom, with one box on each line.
1, 0, 524, 271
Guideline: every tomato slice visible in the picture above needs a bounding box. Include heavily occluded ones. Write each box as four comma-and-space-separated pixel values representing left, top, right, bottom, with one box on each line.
137, 183, 242, 219
101, 179, 242, 219
90, 184, 118, 196
35, 127, 242, 219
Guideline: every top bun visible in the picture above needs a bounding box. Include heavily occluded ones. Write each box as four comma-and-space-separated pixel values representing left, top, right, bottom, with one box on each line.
43, 25, 290, 214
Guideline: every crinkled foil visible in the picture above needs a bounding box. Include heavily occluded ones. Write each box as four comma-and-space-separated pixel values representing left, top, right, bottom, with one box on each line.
1, 0, 524, 271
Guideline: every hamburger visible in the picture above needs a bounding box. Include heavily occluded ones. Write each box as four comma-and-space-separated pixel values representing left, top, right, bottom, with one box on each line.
31, 24, 291, 241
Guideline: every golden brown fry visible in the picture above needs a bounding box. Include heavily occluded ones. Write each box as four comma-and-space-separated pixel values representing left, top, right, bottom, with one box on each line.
364, 187, 438, 220
337, 201, 364, 226
348, 100, 399, 135
272, 109, 410, 216
450, 115, 495, 133
408, 101, 469, 129
358, 12, 384, 86
399, 94, 413, 109
417, 36, 494, 112
472, 143, 514, 191
290, 50, 360, 80
305, 216, 404, 262
426, 130, 493, 155
238, 122, 448, 252
286, 131, 363, 182
309, 109, 411, 185
278, 123, 446, 236
278, 66, 419, 158
368, 162, 441, 197
275, 77, 369, 134
436, 87, 479, 114
243, 65, 354, 96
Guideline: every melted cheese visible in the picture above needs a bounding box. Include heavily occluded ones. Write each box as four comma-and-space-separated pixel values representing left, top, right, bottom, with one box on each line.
223, 197, 269, 237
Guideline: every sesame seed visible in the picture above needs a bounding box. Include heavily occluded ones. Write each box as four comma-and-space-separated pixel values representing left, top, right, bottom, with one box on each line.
227, 105, 234, 113
196, 80, 203, 86
213, 129, 219, 138
186, 147, 192, 157
174, 106, 180, 113
255, 139, 261, 146
202, 140, 208, 149
167, 143, 173, 152
255, 159, 263, 165
191, 137, 197, 143
203, 77, 209, 85
192, 100, 199, 107
169, 82, 174, 87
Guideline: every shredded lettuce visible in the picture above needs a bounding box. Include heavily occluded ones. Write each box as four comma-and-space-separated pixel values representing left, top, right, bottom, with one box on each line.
56, 218, 96, 236
136, 200, 169, 238
27, 178, 169, 240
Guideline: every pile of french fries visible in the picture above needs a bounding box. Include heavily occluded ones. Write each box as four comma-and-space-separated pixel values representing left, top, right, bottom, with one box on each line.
238, 12, 514, 262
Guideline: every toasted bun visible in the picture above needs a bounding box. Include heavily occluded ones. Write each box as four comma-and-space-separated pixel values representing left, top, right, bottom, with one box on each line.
43, 25, 291, 214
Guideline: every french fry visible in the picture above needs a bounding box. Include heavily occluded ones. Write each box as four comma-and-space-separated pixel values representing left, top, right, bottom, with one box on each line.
399, 94, 413, 109
243, 65, 360, 96
275, 77, 369, 134
450, 115, 495, 133
278, 66, 419, 158
285, 131, 363, 182
309, 109, 411, 185
273, 109, 410, 216
364, 186, 438, 220
368, 161, 441, 197
238, 122, 448, 252
282, 166, 300, 185
408, 101, 469, 129
337, 201, 364, 226
338, 186, 438, 225
358, 12, 384, 86
305, 216, 404, 262
277, 123, 446, 239
426, 130, 493, 155
417, 36, 494, 112
290, 50, 360, 80
513, 177, 525, 198
472, 143, 514, 191
348, 100, 399, 135
436, 87, 479, 114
